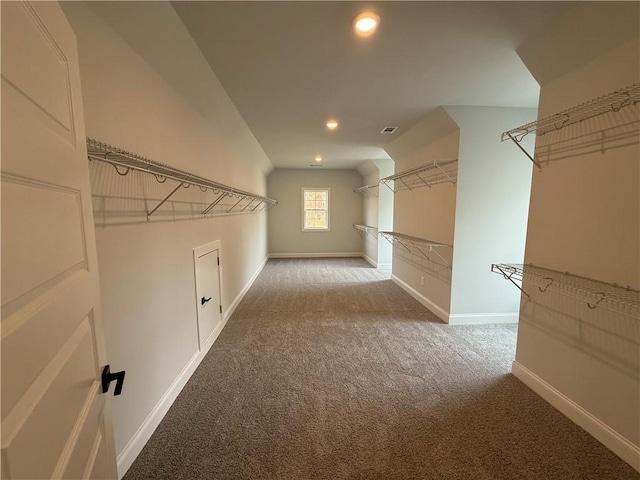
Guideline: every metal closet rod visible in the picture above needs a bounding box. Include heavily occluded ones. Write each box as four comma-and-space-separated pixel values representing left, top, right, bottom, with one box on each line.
379, 231, 452, 266
379, 159, 458, 192
501, 82, 640, 169
491, 263, 640, 318
86, 138, 278, 219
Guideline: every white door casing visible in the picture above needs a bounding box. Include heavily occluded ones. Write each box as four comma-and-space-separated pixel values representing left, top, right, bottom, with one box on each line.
1, 2, 118, 479
193, 241, 222, 350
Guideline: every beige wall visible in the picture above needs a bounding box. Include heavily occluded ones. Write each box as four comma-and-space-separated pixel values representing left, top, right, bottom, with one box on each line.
514, 3, 640, 467
356, 159, 394, 268
267, 169, 363, 255
445, 106, 536, 323
374, 159, 395, 268
385, 105, 535, 323
61, 3, 272, 476
361, 166, 380, 265
385, 108, 459, 319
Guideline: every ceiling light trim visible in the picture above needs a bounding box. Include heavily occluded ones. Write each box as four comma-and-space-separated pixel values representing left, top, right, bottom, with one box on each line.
353, 12, 380, 37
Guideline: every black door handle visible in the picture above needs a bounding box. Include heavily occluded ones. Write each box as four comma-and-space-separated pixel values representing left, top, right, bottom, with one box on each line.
102, 365, 126, 396
201, 296, 212, 305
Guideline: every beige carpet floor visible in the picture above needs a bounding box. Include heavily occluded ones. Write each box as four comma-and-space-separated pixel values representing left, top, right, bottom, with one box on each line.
123, 257, 639, 479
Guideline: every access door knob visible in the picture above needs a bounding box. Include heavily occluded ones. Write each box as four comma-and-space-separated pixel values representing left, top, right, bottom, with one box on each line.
101, 365, 126, 396
201, 296, 212, 305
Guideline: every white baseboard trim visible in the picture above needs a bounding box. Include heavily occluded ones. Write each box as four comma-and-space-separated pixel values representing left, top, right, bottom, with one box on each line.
376, 262, 392, 270
391, 274, 449, 323
512, 361, 640, 473
116, 349, 201, 478
448, 312, 519, 325
362, 254, 377, 268
116, 255, 269, 479
269, 252, 362, 258
224, 254, 269, 321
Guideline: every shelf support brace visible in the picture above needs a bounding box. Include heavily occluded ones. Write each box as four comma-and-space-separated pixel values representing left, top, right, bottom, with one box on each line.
415, 172, 431, 188
398, 177, 413, 191
226, 197, 244, 213
381, 180, 395, 193
241, 199, 255, 212
202, 192, 228, 215
413, 245, 434, 263
435, 163, 455, 184
427, 245, 449, 266
397, 240, 411, 253
493, 264, 530, 299
251, 200, 264, 212
147, 182, 185, 221
507, 132, 542, 170
381, 233, 407, 252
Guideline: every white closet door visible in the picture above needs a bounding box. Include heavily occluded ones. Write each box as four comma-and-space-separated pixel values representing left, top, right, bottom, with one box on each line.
194, 242, 222, 349
1, 2, 118, 479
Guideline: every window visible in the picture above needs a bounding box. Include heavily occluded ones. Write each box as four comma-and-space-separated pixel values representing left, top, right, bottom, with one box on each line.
302, 188, 330, 231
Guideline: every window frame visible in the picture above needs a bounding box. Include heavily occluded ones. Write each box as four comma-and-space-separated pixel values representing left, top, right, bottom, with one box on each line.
301, 187, 330, 232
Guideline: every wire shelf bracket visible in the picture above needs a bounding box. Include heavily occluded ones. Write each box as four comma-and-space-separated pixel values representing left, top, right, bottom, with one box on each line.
379, 231, 452, 266
380, 159, 458, 193
491, 263, 640, 318
501, 83, 640, 170
353, 224, 378, 239
86, 138, 278, 221
353, 184, 379, 197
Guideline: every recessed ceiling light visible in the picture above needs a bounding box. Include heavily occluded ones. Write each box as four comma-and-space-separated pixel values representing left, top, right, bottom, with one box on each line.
326, 120, 339, 130
353, 12, 380, 37
315, 155, 322, 162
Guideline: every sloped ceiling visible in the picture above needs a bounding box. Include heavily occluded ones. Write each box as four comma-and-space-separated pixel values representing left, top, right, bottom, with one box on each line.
517, 2, 639, 86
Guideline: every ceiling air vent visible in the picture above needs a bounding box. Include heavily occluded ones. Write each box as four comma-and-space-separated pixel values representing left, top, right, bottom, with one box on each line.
380, 126, 398, 134
309, 164, 324, 167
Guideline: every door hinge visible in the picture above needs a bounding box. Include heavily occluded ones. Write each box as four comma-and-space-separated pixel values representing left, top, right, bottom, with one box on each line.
219, 305, 222, 314
217, 257, 220, 265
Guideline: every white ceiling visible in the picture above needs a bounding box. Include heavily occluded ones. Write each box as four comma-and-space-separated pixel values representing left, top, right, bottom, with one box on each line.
171, 2, 573, 170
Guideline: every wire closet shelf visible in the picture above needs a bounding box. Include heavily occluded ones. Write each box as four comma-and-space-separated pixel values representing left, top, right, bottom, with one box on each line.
86, 138, 278, 220
491, 263, 640, 318
379, 231, 452, 266
501, 82, 640, 169
380, 159, 458, 192
353, 184, 379, 197
353, 224, 378, 238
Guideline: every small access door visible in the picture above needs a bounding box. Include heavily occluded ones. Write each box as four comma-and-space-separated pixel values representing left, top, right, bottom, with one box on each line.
1, 2, 118, 479
193, 241, 223, 350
